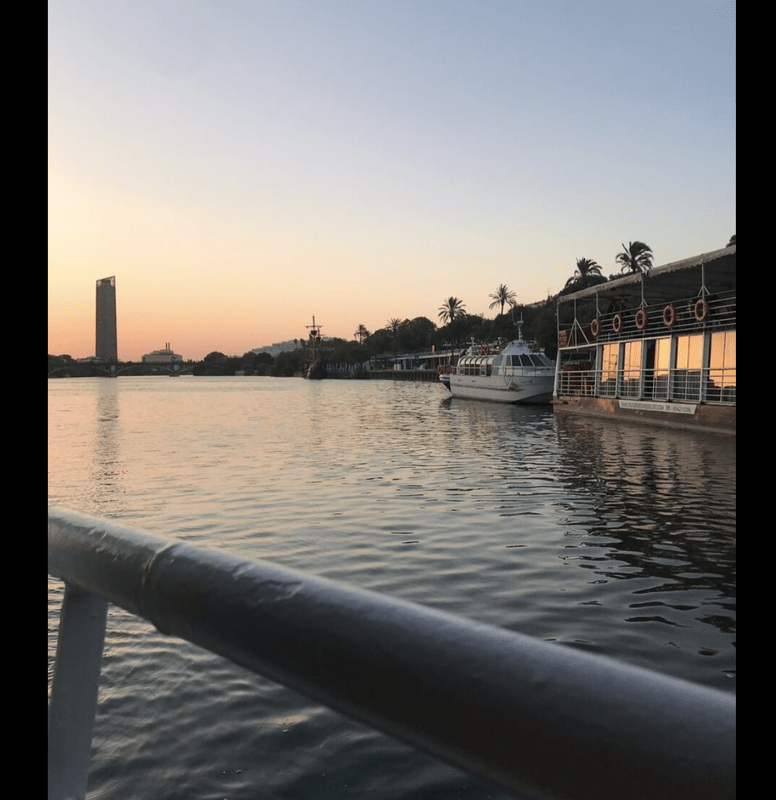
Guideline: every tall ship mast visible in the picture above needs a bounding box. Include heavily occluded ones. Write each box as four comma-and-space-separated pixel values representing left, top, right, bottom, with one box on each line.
304, 316, 326, 379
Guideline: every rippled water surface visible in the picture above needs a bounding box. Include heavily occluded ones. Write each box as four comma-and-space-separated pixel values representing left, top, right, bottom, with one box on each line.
49, 376, 735, 799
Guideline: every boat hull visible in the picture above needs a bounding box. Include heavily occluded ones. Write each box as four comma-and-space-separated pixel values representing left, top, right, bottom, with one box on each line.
304, 358, 327, 379
448, 374, 554, 404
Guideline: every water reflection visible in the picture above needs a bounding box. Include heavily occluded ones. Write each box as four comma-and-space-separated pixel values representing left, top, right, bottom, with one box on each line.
50, 378, 735, 800
553, 414, 735, 649
92, 381, 125, 507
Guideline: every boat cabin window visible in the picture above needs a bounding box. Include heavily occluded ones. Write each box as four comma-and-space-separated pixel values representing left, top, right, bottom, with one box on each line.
674, 334, 704, 402
707, 330, 736, 403
507, 353, 553, 368
648, 337, 671, 400
529, 354, 551, 367
461, 356, 492, 376
508, 355, 531, 367
599, 344, 619, 397
620, 341, 642, 398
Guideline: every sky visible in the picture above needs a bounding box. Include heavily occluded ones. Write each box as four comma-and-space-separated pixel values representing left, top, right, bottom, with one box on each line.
48, 0, 736, 361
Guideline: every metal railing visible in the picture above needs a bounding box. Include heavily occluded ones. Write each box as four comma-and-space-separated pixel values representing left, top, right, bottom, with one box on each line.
48, 507, 736, 800
556, 366, 736, 404
558, 290, 736, 347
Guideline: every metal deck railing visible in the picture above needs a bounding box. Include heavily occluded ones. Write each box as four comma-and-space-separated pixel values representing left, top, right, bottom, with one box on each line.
558, 290, 736, 348
48, 507, 736, 800
555, 365, 737, 404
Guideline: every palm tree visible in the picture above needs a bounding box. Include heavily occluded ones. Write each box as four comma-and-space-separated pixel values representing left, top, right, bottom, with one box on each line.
437, 297, 466, 325
616, 241, 653, 274
354, 324, 370, 344
488, 284, 517, 316
438, 297, 466, 363
386, 318, 404, 356
565, 258, 604, 289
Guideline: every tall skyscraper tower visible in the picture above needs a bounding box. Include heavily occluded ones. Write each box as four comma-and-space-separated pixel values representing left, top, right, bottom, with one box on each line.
95, 276, 117, 361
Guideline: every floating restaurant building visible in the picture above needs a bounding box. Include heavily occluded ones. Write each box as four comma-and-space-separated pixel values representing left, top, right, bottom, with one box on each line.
553, 244, 735, 434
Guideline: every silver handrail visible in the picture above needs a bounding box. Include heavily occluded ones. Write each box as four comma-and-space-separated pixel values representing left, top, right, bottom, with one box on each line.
49, 507, 735, 800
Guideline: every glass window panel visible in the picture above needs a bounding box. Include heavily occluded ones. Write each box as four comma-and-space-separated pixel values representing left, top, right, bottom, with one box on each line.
674, 335, 703, 401
620, 341, 642, 398
707, 331, 736, 402
655, 338, 671, 373
600, 344, 619, 397
676, 335, 703, 370
652, 338, 670, 400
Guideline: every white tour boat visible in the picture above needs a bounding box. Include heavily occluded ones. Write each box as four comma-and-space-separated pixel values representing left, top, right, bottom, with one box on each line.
440, 321, 555, 404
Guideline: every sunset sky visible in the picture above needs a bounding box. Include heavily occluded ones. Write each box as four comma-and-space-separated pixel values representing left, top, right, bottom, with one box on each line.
49, 0, 735, 361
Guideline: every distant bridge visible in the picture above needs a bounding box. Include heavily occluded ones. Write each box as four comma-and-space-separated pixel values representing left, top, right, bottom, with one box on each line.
47, 363, 196, 378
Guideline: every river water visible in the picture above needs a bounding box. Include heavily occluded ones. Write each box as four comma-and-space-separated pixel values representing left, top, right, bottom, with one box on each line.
48, 376, 736, 799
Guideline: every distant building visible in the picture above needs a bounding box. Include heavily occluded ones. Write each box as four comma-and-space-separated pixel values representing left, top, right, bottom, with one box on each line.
251, 339, 305, 358
95, 276, 118, 361
142, 343, 183, 364
251, 336, 341, 359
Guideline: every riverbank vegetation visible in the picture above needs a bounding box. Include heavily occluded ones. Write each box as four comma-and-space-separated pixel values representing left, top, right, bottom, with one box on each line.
49, 236, 735, 375
47, 299, 558, 378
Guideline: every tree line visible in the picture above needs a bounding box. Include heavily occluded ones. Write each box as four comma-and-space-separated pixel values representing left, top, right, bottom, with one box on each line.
50, 235, 734, 375
333, 239, 668, 367
339, 234, 734, 367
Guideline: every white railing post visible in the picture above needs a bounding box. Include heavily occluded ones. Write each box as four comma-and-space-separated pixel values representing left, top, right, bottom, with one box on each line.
48, 584, 108, 800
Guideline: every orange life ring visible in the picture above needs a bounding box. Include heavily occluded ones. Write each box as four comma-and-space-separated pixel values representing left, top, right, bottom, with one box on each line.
694, 298, 709, 322
477, 346, 484, 355
662, 304, 676, 327
612, 313, 622, 333
444, 365, 452, 374
635, 309, 648, 331
590, 318, 600, 337
437, 365, 445, 375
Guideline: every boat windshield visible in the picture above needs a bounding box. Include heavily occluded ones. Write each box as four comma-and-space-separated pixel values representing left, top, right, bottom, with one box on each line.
507, 354, 552, 368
